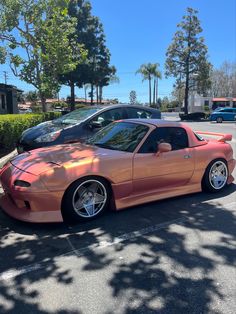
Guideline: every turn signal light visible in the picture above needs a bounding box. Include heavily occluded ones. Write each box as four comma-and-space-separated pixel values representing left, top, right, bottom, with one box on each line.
14, 180, 31, 187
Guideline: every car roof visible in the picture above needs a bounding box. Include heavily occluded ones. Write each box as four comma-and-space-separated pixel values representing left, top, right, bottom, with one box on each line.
124, 119, 184, 127
215, 107, 234, 110
82, 104, 160, 113
120, 119, 208, 148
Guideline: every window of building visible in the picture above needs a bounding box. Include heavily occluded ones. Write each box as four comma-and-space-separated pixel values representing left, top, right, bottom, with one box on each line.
1, 94, 6, 109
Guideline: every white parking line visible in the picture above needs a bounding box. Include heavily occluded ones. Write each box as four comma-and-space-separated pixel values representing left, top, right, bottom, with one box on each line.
0, 201, 236, 282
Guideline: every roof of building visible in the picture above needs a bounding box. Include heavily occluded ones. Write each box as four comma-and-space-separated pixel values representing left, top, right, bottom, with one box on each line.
0, 83, 23, 93
212, 97, 236, 101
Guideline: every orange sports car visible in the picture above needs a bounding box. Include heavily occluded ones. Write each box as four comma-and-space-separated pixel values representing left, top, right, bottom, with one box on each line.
0, 119, 235, 223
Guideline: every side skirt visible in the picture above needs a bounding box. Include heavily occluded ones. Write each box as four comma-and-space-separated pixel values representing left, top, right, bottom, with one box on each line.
114, 183, 201, 211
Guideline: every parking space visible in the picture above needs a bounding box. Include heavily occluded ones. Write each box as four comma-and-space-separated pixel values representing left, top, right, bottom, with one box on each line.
0, 120, 235, 313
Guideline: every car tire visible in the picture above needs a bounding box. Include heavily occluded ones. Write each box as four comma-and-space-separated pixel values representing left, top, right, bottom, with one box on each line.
216, 117, 223, 123
62, 176, 111, 222
202, 159, 228, 193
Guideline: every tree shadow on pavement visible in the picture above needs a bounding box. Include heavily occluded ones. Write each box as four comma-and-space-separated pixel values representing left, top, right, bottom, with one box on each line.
0, 184, 235, 313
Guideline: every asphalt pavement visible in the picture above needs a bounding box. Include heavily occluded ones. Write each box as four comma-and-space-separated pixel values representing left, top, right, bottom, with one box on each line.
0, 120, 235, 314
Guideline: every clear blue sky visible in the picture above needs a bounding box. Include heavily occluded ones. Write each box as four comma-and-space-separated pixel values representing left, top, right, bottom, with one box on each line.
0, 0, 235, 103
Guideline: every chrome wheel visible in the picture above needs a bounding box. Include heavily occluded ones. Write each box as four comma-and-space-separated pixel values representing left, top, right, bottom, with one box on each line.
72, 179, 107, 218
209, 161, 228, 190
216, 117, 223, 123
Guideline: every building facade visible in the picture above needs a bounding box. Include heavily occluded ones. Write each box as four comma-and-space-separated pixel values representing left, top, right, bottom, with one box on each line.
0, 84, 19, 114
188, 94, 236, 113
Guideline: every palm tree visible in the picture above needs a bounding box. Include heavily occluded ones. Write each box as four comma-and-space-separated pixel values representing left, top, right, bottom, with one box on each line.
136, 63, 152, 105
153, 64, 162, 106
136, 63, 161, 106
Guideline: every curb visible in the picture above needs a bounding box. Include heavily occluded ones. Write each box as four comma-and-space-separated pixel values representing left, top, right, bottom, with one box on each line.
0, 149, 17, 169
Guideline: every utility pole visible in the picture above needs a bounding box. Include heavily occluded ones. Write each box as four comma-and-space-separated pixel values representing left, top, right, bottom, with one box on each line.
3, 71, 8, 85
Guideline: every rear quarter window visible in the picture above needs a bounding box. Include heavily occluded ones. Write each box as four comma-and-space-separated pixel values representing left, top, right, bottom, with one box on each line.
139, 127, 189, 153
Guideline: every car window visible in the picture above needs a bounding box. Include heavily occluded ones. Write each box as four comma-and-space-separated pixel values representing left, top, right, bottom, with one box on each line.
87, 121, 149, 152
126, 107, 152, 119
91, 108, 126, 127
138, 127, 189, 153
222, 109, 233, 113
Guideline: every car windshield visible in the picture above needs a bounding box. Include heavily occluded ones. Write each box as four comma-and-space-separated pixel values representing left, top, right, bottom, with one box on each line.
53, 108, 101, 125
87, 121, 149, 152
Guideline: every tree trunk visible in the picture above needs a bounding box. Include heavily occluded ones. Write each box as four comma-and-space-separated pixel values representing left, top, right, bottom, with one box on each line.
70, 81, 75, 111
184, 51, 190, 115
149, 76, 152, 106
153, 79, 156, 106
39, 92, 46, 112
99, 86, 103, 104
156, 78, 158, 108
42, 97, 47, 112
96, 86, 99, 105
184, 25, 191, 115
184, 73, 189, 114
84, 86, 87, 104
90, 84, 94, 105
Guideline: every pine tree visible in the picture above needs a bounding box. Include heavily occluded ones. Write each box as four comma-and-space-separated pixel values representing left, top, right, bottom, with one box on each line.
165, 7, 211, 114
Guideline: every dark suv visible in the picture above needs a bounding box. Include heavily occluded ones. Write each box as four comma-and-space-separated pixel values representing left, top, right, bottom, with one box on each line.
17, 104, 161, 152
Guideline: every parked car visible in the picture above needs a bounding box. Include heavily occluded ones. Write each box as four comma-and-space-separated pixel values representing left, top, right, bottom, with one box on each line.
1, 119, 234, 223
19, 108, 33, 114
16, 105, 161, 153
210, 107, 236, 123
179, 112, 206, 121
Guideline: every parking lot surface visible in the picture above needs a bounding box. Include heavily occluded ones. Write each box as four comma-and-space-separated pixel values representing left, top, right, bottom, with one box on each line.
0, 120, 235, 314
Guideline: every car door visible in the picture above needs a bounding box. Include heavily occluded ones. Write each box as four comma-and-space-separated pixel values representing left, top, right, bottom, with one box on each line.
233, 109, 236, 120
222, 109, 234, 121
132, 127, 195, 195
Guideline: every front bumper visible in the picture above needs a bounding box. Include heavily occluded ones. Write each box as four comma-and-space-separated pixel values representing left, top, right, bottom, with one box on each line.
0, 163, 63, 223
0, 193, 63, 223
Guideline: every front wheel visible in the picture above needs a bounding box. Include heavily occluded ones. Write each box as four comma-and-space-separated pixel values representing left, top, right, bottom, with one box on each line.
62, 177, 110, 222
202, 159, 228, 192
216, 116, 223, 123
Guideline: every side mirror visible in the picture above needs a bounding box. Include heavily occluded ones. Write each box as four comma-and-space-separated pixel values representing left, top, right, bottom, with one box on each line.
156, 142, 172, 156
89, 121, 102, 129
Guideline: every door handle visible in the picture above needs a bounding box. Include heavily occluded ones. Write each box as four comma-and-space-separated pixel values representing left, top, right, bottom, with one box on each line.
184, 155, 191, 159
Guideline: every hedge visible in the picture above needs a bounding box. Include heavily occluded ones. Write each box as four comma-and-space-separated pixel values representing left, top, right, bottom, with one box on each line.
0, 112, 61, 156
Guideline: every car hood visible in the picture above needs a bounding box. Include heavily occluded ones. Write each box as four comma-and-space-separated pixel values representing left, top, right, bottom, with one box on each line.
11, 142, 119, 175
20, 120, 79, 142
20, 121, 63, 142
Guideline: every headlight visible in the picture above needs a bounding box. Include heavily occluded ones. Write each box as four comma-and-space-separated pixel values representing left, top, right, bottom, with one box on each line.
14, 180, 31, 187
35, 130, 61, 143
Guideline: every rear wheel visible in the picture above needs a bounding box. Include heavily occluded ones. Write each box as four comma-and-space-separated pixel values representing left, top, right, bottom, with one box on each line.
216, 116, 223, 123
202, 159, 228, 192
62, 177, 110, 222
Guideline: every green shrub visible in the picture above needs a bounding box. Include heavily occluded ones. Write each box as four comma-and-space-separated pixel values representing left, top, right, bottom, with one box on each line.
0, 112, 61, 156
75, 103, 87, 109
